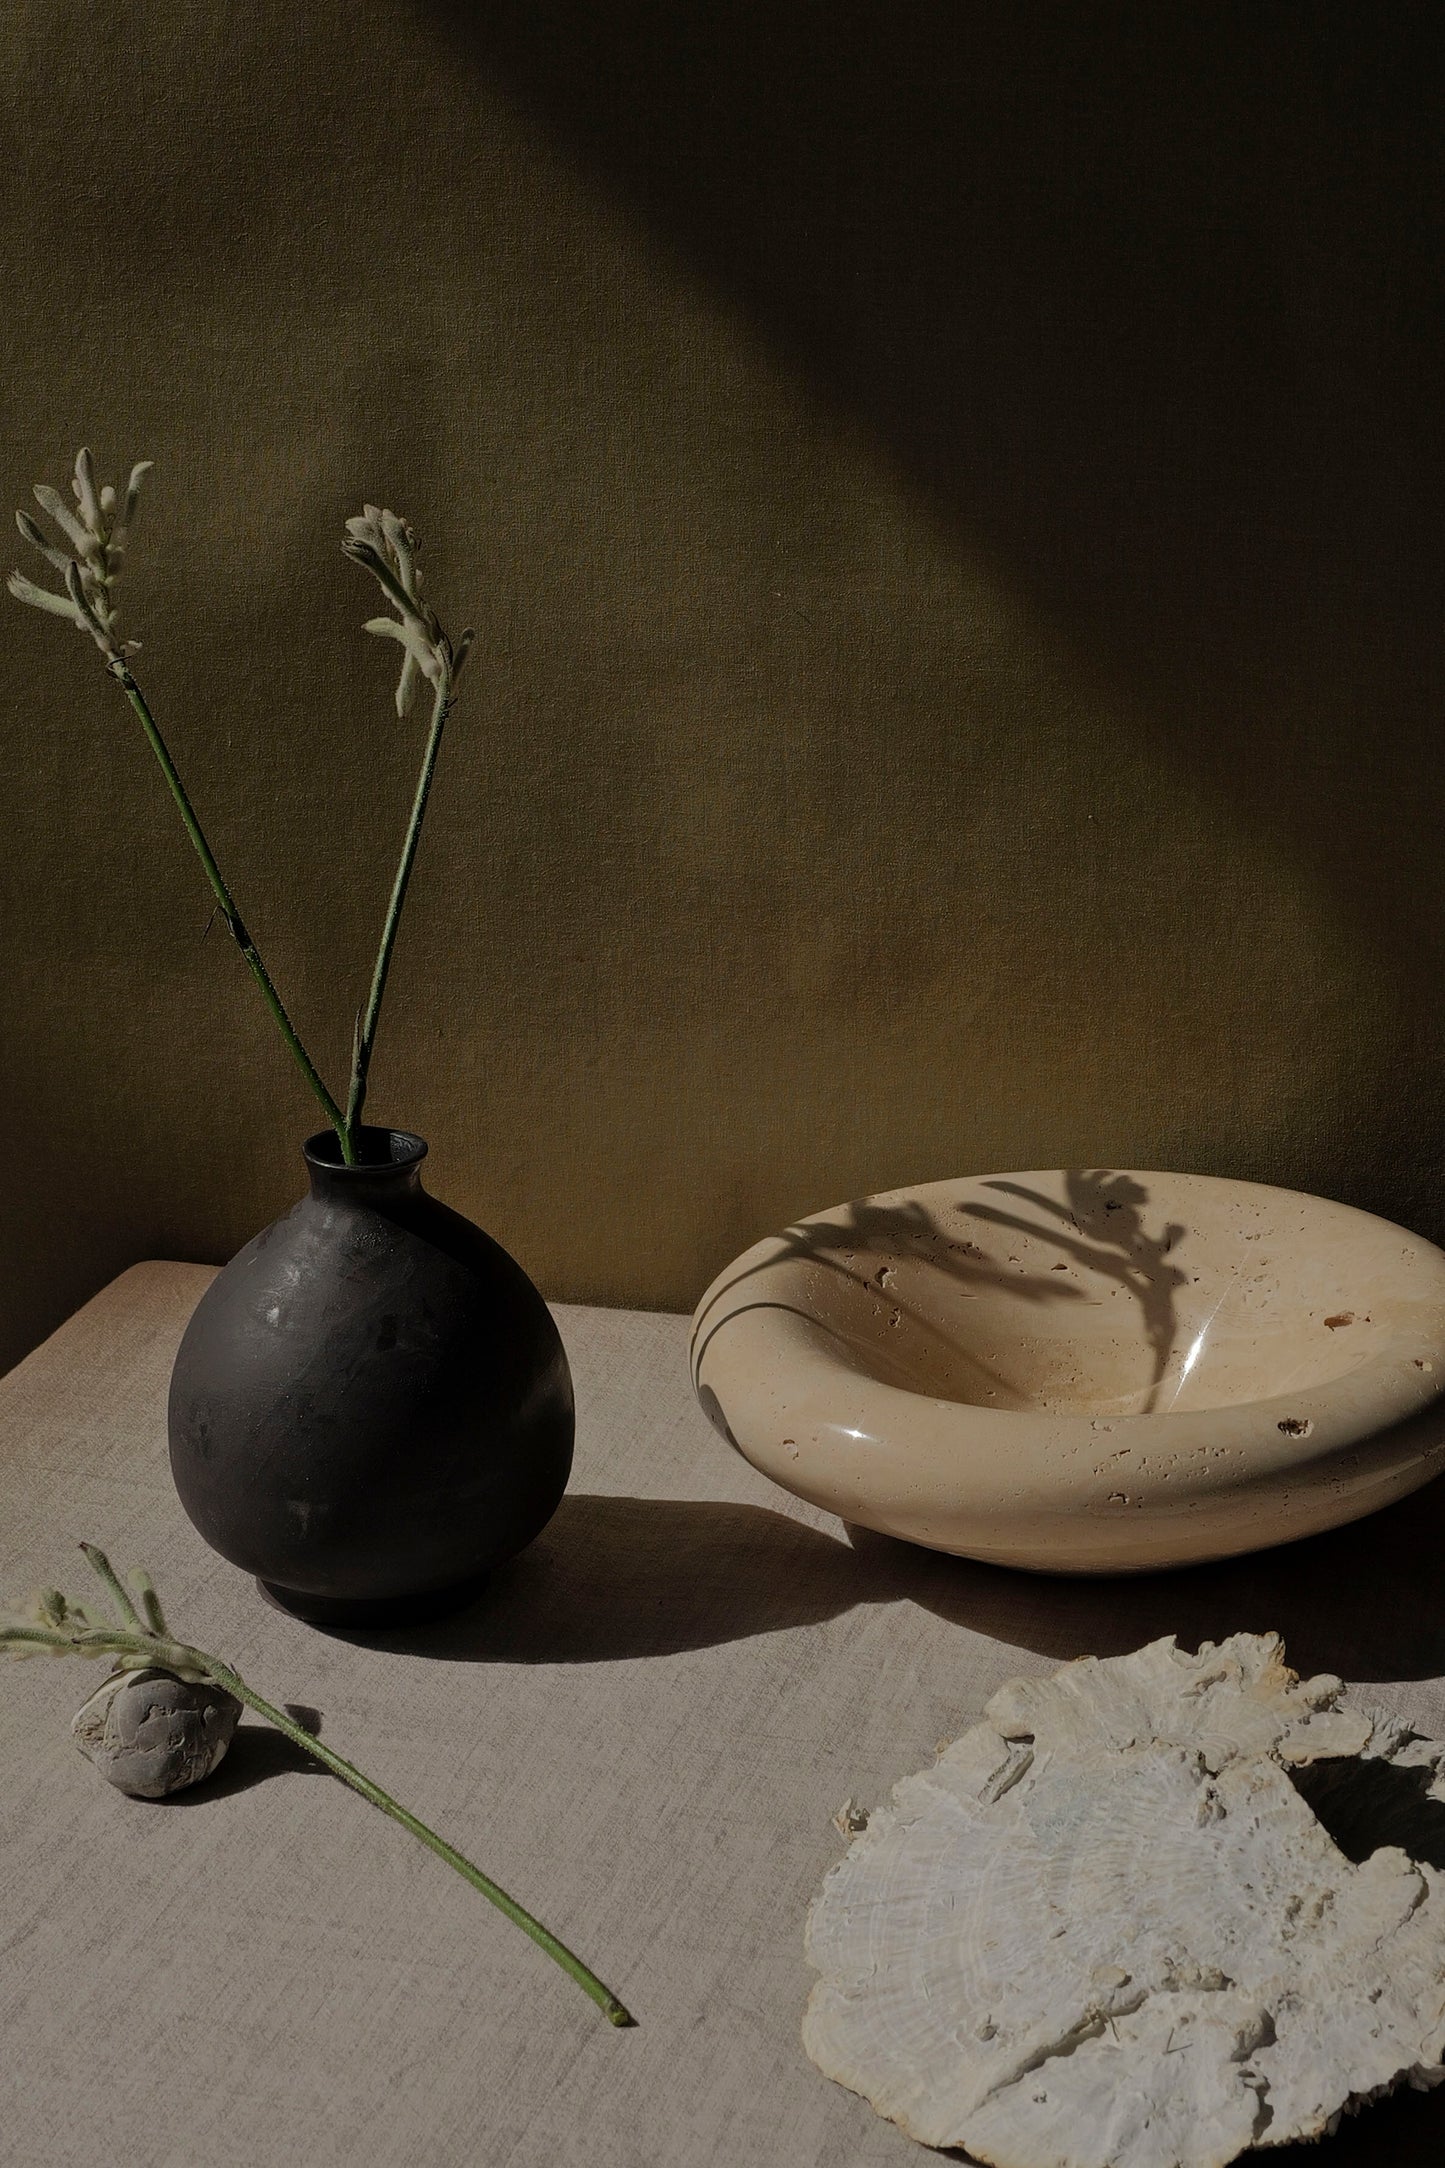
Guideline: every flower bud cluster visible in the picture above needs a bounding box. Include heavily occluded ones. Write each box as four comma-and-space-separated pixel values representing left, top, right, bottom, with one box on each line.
8, 449, 151, 665
343, 504, 473, 717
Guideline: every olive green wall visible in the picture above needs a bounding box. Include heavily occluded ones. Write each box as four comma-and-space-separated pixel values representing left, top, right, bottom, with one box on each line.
2, 5, 1443, 1371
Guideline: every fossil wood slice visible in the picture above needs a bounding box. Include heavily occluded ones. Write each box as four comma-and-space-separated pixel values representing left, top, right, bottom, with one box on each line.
804, 1634, 1445, 2166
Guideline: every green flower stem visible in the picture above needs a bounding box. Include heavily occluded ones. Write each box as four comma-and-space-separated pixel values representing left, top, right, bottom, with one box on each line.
132, 1570, 169, 1636
77, 1542, 143, 1628
2, 1625, 89, 1651
2, 1595, 632, 2029
346, 675, 453, 1138
113, 664, 354, 1164
202, 1658, 633, 2027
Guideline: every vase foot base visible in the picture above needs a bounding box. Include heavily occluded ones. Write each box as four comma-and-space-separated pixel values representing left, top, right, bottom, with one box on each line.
255, 1573, 489, 1628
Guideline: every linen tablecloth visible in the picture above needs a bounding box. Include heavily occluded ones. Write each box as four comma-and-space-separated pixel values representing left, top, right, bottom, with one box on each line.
2, 1263, 1444, 2166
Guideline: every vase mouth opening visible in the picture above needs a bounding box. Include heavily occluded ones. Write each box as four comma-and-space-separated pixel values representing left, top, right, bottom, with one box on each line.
303, 1127, 428, 1175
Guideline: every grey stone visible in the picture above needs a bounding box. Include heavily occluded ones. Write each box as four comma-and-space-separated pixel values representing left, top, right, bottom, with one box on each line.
72, 1667, 242, 1799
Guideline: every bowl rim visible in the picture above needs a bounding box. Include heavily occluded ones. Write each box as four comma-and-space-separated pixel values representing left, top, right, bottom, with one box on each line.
691, 1166, 1445, 1441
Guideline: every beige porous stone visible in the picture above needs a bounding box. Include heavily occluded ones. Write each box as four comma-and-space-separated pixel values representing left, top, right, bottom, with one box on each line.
804, 1633, 1445, 2167
690, 1169, 1445, 1571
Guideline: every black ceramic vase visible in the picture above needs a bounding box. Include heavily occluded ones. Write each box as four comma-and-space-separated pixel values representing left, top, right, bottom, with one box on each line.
168, 1128, 574, 1624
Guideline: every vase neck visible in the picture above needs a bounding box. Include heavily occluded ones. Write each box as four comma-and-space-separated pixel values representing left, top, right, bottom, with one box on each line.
303, 1128, 428, 1209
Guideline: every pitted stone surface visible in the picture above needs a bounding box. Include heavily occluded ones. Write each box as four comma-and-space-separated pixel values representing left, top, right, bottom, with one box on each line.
805, 1634, 1445, 2166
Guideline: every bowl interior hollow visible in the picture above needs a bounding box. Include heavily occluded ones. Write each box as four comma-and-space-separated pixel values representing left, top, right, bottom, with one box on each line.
746, 1170, 1433, 1419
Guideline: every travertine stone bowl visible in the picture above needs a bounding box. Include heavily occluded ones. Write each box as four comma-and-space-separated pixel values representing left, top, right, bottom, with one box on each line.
690, 1170, 1445, 1572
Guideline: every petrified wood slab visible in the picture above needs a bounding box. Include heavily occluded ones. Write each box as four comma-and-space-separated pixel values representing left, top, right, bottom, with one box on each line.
805, 1634, 1445, 2166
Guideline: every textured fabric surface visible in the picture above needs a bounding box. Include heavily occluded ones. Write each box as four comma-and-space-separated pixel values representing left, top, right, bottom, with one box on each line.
3, 1265, 1445, 2165
5, 7, 1445, 1373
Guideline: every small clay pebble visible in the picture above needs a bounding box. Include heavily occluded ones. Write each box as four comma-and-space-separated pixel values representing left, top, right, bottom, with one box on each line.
72, 1667, 241, 1798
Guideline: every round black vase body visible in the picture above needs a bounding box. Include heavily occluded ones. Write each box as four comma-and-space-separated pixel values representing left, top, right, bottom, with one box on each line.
168, 1130, 574, 1624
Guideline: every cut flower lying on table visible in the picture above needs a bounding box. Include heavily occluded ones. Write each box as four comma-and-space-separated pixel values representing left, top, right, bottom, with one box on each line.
1, 1544, 633, 2026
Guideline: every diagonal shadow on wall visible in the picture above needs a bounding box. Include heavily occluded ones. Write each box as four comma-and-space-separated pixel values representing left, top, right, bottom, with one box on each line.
425, 0, 1445, 1228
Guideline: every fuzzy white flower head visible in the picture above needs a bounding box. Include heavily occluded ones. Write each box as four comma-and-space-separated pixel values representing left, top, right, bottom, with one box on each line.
7, 449, 152, 666
343, 504, 473, 717
0, 1587, 98, 1655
